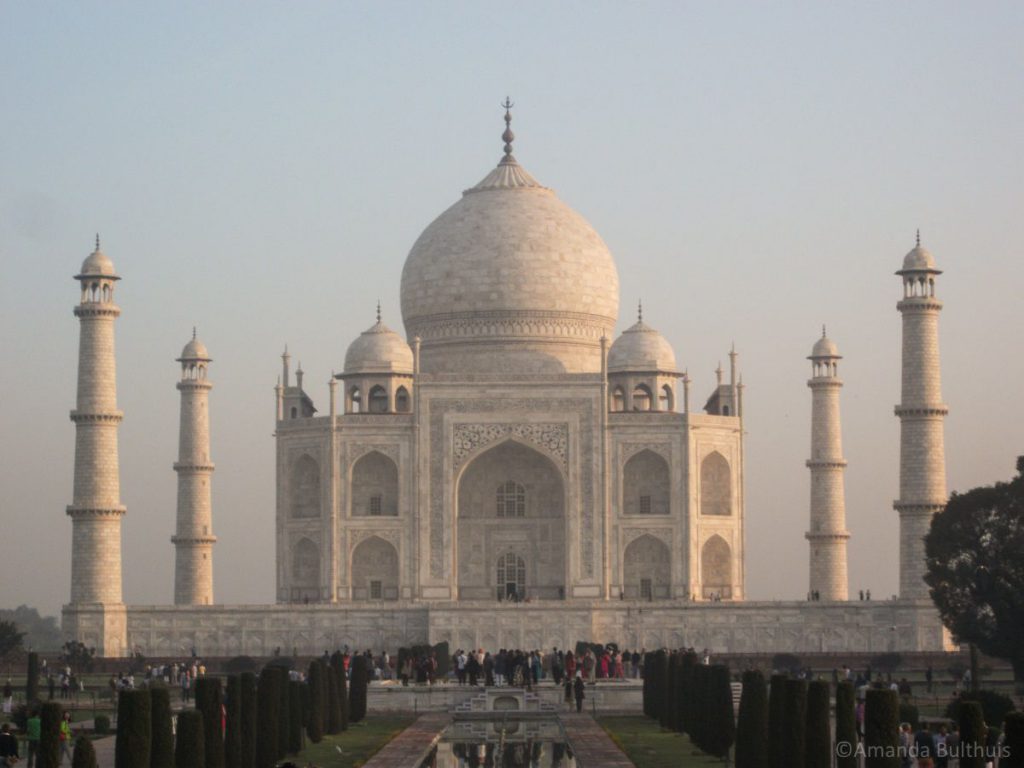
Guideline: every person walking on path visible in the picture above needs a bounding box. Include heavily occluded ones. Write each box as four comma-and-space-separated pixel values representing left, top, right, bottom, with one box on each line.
59, 711, 73, 764
573, 675, 585, 713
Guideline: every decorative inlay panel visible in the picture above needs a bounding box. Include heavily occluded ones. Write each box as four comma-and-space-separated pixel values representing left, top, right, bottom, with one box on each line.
453, 423, 568, 471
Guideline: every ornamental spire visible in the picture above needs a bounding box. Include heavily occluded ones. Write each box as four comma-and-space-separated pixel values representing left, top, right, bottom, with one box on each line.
376, 300, 382, 324
637, 298, 643, 323
95, 233, 101, 251
501, 96, 515, 161
916, 229, 921, 248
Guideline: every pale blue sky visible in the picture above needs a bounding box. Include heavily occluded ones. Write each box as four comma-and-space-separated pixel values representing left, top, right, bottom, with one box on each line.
2, 2, 1022, 616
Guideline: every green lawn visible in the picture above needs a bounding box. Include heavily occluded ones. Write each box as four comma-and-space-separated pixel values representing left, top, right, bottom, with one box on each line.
599, 716, 726, 768
292, 716, 415, 767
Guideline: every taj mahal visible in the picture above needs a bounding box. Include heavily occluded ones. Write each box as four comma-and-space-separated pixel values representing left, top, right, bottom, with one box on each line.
61, 106, 950, 657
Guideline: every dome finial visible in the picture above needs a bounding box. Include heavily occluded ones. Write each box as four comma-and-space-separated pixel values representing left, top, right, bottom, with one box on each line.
638, 298, 643, 322
916, 228, 921, 248
192, 326, 197, 341
501, 96, 515, 160
95, 233, 100, 251
822, 324, 827, 338
376, 300, 382, 324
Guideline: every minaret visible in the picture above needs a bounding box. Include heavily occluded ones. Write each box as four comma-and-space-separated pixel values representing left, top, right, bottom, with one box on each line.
172, 331, 216, 605
805, 328, 850, 600
894, 233, 947, 599
64, 237, 128, 655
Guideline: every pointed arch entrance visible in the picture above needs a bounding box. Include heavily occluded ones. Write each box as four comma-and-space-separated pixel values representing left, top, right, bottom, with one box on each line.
456, 440, 566, 601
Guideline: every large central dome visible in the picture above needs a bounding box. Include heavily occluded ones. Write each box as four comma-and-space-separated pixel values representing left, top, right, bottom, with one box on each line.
400, 110, 620, 374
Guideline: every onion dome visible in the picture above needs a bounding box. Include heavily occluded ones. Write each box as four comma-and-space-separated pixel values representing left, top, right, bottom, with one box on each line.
178, 328, 211, 362
77, 234, 119, 279
809, 327, 840, 359
608, 305, 678, 372
898, 230, 941, 274
344, 309, 414, 375
400, 101, 619, 373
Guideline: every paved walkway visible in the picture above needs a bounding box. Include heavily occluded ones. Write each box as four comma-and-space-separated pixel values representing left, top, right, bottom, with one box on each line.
561, 713, 636, 767
361, 713, 451, 767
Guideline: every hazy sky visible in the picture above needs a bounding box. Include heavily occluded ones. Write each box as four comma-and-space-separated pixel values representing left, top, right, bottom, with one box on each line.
2, 2, 1022, 618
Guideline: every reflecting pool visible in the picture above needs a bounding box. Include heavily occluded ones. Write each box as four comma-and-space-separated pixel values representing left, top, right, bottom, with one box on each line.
420, 718, 577, 768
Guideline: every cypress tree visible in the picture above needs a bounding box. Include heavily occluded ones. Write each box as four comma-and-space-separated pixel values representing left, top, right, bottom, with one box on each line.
690, 663, 710, 751
864, 688, 900, 768
1003, 711, 1024, 768
72, 734, 99, 768
348, 655, 369, 724
958, 700, 987, 768
288, 680, 303, 755
115, 688, 153, 768
679, 652, 697, 736
194, 677, 224, 768
671, 652, 686, 733
224, 675, 242, 768
26, 652, 40, 705
704, 664, 736, 759
239, 672, 257, 768
174, 709, 205, 768
149, 685, 175, 768
642, 651, 652, 717
654, 651, 670, 729
37, 701, 63, 768
735, 669, 769, 768
834, 681, 857, 768
805, 680, 831, 768
666, 652, 679, 732
330, 651, 349, 731
255, 667, 280, 768
305, 662, 324, 744
276, 669, 289, 760
780, 679, 808, 768
767, 674, 788, 768
326, 660, 342, 735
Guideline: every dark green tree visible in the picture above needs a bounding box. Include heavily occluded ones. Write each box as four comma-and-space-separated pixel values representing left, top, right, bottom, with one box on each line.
690, 663, 711, 751
37, 701, 63, 768
805, 680, 831, 768
239, 672, 257, 768
72, 734, 99, 768
174, 709, 205, 768
255, 667, 280, 768
305, 662, 324, 744
0, 620, 25, 661
288, 680, 303, 755
1003, 711, 1024, 768
194, 677, 224, 768
677, 652, 697, 736
864, 689, 899, 768
735, 669, 769, 768
925, 457, 1024, 686
641, 651, 653, 718
326, 659, 342, 735
704, 664, 736, 759
149, 685, 174, 768
654, 651, 670, 729
958, 700, 987, 768
115, 689, 153, 768
348, 655, 369, 724
767, 674, 788, 768
26, 651, 40, 704
224, 675, 242, 768
276, 669, 289, 759
330, 651, 349, 731
780, 679, 807, 768
666, 652, 679, 731
834, 681, 857, 768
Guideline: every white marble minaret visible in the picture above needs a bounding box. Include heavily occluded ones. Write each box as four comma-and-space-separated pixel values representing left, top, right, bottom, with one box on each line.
172, 331, 216, 605
895, 233, 948, 599
64, 237, 128, 655
805, 328, 850, 600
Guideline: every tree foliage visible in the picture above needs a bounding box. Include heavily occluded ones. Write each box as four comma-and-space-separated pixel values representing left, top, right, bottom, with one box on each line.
175, 709, 205, 768
834, 681, 858, 768
925, 457, 1024, 683
735, 670, 769, 768
72, 735, 98, 768
224, 675, 242, 768
194, 677, 225, 768
0, 620, 25, 660
348, 655, 369, 724
150, 685, 175, 768
805, 681, 831, 768
114, 689, 152, 768
864, 689, 899, 768
239, 672, 257, 768
1003, 711, 1024, 768
61, 641, 97, 672
255, 667, 280, 768
0, 606, 62, 651
38, 701, 63, 768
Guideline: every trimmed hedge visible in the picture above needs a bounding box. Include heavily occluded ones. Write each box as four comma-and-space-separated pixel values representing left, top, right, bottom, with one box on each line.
239, 672, 257, 768
834, 681, 857, 768
72, 735, 98, 768
330, 652, 349, 731
735, 669, 769, 768
305, 662, 324, 744
224, 675, 242, 768
958, 700, 987, 768
780, 679, 808, 768
326, 659, 342, 735
276, 669, 289, 759
864, 688, 900, 768
115, 688, 152, 768
767, 674, 788, 768
93, 714, 111, 735
678, 652, 697, 736
26, 652, 40, 705
348, 655, 369, 724
37, 700, 63, 768
150, 684, 175, 768
194, 677, 224, 768
255, 667, 280, 768
288, 680, 303, 755
175, 709, 205, 768
1003, 711, 1024, 768
805, 680, 831, 768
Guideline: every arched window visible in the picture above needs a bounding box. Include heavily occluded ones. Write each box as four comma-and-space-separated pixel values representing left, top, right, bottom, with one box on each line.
290, 406, 298, 419
611, 387, 625, 412
351, 451, 399, 516
659, 385, 673, 412
632, 384, 652, 411
368, 385, 388, 414
496, 481, 526, 518
623, 450, 670, 515
701, 535, 732, 599
395, 386, 410, 413
700, 452, 731, 516
349, 387, 361, 414
496, 552, 526, 600
102, 284, 111, 302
